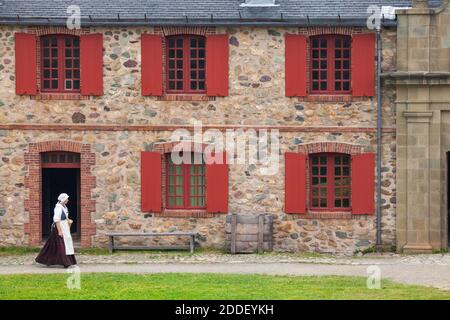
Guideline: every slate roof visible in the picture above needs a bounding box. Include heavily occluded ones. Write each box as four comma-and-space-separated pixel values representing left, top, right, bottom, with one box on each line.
0, 0, 444, 26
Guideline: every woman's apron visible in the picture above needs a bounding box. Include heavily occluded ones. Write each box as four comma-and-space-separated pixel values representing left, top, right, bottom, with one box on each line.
55, 205, 74, 255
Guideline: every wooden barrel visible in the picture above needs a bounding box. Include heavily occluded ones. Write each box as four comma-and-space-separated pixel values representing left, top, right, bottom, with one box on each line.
225, 214, 273, 253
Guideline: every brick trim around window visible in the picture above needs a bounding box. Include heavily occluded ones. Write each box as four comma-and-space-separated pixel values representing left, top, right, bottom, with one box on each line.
24, 140, 96, 247
296, 142, 365, 219
293, 26, 370, 103
26, 26, 91, 100
150, 141, 222, 218
297, 142, 364, 155
153, 26, 217, 101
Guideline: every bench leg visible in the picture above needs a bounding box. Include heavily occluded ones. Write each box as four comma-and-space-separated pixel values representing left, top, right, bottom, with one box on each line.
190, 235, 195, 253
108, 236, 114, 254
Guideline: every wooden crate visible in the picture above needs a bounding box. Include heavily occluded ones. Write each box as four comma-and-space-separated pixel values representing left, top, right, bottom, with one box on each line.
225, 214, 273, 254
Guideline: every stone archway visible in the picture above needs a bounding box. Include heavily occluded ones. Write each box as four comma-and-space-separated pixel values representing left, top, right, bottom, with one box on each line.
24, 141, 96, 247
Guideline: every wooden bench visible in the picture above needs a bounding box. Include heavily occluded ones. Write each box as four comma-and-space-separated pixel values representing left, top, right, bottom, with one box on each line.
106, 232, 197, 254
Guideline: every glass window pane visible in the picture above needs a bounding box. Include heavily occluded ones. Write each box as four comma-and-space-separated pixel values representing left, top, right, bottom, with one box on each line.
343, 167, 350, 176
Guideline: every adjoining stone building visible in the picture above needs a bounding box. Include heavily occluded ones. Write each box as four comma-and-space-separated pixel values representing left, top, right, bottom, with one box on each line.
0, 0, 444, 255
386, 0, 450, 252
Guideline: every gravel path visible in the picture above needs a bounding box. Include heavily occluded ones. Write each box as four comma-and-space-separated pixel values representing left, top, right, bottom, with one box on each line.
0, 262, 450, 290
1, 252, 450, 290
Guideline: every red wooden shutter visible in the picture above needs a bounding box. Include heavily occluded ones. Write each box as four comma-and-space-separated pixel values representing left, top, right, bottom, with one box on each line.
351, 153, 375, 214
206, 34, 229, 97
285, 34, 307, 97
15, 33, 37, 95
206, 152, 228, 213
141, 152, 162, 212
351, 33, 375, 97
80, 33, 103, 96
141, 34, 163, 96
285, 152, 306, 214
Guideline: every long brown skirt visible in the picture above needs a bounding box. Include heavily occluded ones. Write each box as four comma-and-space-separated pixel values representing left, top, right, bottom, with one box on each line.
35, 227, 77, 268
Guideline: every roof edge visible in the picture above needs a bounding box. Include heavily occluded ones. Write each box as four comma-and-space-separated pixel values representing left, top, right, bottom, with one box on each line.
0, 16, 398, 28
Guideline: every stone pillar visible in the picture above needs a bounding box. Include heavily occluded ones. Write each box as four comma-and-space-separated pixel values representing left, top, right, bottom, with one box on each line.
401, 111, 434, 253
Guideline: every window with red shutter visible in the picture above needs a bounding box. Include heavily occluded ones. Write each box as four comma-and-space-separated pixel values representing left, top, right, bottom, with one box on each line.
206, 34, 228, 97
309, 153, 351, 211
141, 34, 163, 96
284, 34, 307, 97
15, 33, 37, 95
166, 153, 206, 209
141, 152, 162, 213
284, 152, 306, 214
40, 35, 81, 93
351, 153, 375, 214
206, 151, 228, 213
166, 35, 206, 94
351, 33, 376, 97
310, 35, 351, 94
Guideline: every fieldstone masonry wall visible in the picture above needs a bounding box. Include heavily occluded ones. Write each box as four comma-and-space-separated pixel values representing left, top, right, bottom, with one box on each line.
0, 25, 398, 255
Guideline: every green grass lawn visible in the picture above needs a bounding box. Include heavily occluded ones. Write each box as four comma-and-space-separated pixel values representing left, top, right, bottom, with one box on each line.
0, 273, 449, 300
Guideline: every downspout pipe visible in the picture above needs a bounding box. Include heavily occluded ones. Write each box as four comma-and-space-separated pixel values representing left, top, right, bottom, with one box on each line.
376, 27, 382, 249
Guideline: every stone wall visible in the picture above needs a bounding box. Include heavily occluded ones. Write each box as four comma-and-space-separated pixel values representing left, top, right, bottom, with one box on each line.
0, 25, 398, 255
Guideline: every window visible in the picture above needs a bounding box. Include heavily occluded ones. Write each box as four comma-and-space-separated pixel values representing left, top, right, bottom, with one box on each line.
166, 153, 206, 209
41, 35, 80, 92
166, 35, 206, 93
310, 153, 351, 210
310, 35, 351, 94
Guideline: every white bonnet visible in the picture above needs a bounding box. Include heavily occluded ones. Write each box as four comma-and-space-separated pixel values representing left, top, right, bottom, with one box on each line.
57, 193, 69, 203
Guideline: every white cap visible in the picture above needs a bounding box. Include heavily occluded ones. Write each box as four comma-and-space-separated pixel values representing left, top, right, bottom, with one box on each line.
57, 193, 69, 203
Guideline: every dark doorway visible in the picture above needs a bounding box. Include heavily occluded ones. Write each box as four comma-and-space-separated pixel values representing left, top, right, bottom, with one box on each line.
448, 153, 450, 247
41, 152, 81, 241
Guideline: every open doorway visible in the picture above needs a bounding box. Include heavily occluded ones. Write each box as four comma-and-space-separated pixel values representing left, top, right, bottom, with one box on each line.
41, 152, 81, 241
448, 152, 450, 247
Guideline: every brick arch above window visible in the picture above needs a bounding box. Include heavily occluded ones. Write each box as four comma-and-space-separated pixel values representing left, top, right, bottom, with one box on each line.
156, 26, 216, 37
299, 26, 361, 37
152, 141, 213, 155
29, 26, 89, 37
297, 142, 364, 156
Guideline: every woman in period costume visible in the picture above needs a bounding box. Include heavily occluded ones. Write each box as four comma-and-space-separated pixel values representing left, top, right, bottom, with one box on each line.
35, 193, 77, 268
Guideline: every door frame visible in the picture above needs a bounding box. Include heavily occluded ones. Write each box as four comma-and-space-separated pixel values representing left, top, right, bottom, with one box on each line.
24, 141, 97, 247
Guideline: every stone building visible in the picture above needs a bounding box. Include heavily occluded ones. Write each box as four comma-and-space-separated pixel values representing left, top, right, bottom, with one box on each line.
0, 0, 445, 255
386, 0, 450, 252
